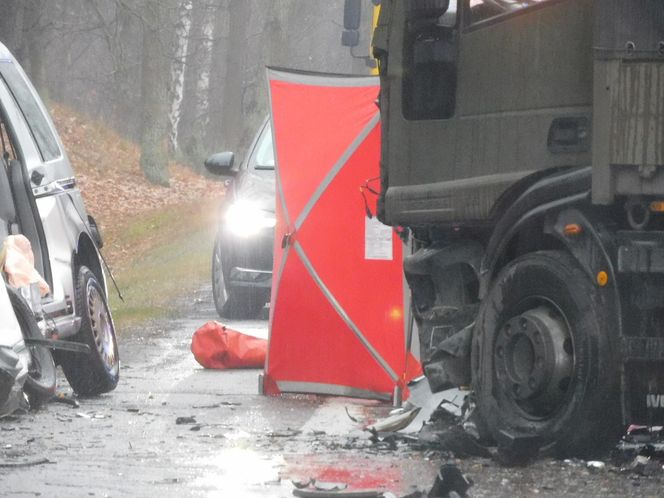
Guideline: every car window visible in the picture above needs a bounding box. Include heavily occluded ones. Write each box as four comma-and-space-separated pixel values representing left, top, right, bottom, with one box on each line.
0, 60, 61, 162
251, 124, 275, 171
467, 0, 551, 26
0, 109, 18, 163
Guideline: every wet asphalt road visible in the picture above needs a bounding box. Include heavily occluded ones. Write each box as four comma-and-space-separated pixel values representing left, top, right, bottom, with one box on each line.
1, 285, 664, 497
0, 286, 438, 497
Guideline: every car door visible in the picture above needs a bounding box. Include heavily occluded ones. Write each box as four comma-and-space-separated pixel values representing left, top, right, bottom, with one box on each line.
0, 48, 88, 313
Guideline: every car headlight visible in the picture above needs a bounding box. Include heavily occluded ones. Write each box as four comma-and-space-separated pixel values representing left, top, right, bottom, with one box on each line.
225, 200, 276, 237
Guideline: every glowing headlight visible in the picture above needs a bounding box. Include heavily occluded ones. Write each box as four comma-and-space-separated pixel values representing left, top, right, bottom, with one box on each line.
225, 200, 276, 237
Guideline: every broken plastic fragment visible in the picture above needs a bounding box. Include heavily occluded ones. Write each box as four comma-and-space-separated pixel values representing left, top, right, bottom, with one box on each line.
314, 480, 348, 491
175, 416, 196, 425
428, 464, 473, 498
366, 406, 421, 433
292, 478, 314, 489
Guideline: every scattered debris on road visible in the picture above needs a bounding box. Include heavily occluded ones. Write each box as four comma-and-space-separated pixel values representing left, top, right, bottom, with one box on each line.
292, 488, 383, 498
175, 416, 197, 425
366, 407, 421, 434
0, 457, 53, 468
52, 392, 80, 408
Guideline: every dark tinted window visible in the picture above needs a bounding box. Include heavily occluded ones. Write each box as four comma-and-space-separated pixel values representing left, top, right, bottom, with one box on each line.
251, 124, 275, 171
0, 60, 61, 162
467, 0, 551, 26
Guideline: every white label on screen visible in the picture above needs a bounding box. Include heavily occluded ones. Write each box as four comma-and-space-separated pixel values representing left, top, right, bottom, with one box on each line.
365, 216, 393, 260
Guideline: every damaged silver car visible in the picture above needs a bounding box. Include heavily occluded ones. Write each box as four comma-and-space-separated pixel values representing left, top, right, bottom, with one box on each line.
0, 42, 119, 399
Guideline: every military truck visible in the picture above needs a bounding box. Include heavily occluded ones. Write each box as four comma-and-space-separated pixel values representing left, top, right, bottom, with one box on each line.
372, 0, 664, 458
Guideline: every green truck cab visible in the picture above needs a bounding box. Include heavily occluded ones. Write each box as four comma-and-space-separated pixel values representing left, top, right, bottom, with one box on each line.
374, 0, 664, 459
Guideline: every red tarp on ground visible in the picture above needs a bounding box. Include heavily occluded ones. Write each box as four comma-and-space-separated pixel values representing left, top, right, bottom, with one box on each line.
263, 69, 421, 401
192, 322, 267, 369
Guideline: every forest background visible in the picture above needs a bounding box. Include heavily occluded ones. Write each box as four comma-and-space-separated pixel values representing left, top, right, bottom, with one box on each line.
0, 0, 367, 184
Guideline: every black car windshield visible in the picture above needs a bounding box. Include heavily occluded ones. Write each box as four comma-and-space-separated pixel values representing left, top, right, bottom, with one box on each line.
253, 124, 275, 170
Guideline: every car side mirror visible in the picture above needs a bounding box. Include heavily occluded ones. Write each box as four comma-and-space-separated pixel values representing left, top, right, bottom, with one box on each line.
342, 0, 361, 47
204, 152, 235, 176
344, 0, 361, 30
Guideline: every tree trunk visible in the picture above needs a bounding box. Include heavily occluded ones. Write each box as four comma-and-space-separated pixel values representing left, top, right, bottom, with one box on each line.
23, 0, 47, 96
0, 0, 25, 57
185, 5, 215, 165
140, 0, 170, 186
206, 0, 230, 155
168, 0, 193, 154
220, 1, 251, 152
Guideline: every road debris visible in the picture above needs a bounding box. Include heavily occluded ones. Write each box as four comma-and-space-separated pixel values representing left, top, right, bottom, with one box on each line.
420, 424, 491, 459
428, 464, 473, 498
293, 478, 314, 489
292, 488, 383, 498
345, 407, 361, 423
366, 407, 421, 434
52, 393, 80, 408
0, 457, 53, 468
175, 416, 197, 425
314, 480, 348, 491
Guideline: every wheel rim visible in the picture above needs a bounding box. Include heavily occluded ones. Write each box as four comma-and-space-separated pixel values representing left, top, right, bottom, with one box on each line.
87, 282, 118, 375
213, 241, 229, 307
494, 302, 574, 418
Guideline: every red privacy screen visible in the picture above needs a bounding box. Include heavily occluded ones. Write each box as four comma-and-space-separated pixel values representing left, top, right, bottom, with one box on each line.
263, 69, 420, 401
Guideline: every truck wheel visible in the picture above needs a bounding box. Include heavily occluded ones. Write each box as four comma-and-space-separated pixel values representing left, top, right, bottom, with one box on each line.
7, 286, 56, 408
472, 250, 621, 461
60, 267, 119, 396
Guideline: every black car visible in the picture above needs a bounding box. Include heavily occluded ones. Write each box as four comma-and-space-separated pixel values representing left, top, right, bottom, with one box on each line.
205, 120, 275, 319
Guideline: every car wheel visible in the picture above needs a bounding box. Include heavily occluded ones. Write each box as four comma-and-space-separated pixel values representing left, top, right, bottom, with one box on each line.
7, 285, 56, 408
59, 266, 119, 396
212, 235, 231, 317
472, 251, 621, 461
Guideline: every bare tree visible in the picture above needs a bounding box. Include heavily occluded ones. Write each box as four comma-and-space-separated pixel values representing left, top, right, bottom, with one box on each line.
168, 0, 193, 153
1, 0, 356, 183
219, 1, 251, 153
183, 0, 217, 165
139, 0, 170, 186
0, 0, 26, 59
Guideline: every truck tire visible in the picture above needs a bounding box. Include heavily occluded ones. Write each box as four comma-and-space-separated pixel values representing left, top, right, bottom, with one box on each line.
7, 286, 56, 408
406, 0, 450, 19
472, 250, 621, 461
59, 266, 119, 396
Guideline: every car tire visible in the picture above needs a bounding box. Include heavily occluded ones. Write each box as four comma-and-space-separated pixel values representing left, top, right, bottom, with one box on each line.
212, 234, 231, 317
213, 235, 267, 320
471, 250, 621, 461
223, 290, 266, 320
59, 266, 119, 396
7, 285, 56, 408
